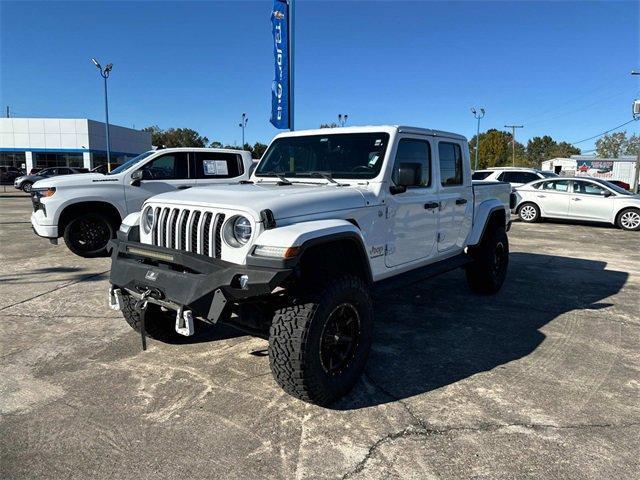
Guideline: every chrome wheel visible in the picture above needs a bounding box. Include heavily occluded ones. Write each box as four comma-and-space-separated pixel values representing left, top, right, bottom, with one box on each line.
620, 210, 640, 230
519, 204, 537, 222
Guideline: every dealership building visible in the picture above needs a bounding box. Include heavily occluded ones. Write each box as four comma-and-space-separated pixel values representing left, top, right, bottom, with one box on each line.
0, 118, 152, 172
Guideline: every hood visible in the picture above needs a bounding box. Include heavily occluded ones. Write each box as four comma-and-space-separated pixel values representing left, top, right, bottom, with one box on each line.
33, 173, 120, 188
146, 182, 369, 220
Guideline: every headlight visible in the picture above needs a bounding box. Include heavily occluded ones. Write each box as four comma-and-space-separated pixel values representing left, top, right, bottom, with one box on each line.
141, 206, 154, 234
223, 215, 252, 247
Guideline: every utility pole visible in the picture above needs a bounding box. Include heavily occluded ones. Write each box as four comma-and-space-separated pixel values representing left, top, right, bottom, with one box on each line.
338, 114, 348, 127
504, 124, 523, 166
239, 113, 248, 148
631, 70, 640, 192
91, 58, 113, 172
471, 107, 485, 171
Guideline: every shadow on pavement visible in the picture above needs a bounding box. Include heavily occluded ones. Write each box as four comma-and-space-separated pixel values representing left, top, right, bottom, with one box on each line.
333, 252, 628, 410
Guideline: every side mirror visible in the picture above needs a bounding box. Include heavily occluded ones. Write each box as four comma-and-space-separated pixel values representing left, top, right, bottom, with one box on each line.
390, 163, 421, 194
601, 190, 612, 197
130, 169, 150, 186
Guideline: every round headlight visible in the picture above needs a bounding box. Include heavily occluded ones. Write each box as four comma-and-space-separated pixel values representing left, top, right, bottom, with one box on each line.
224, 215, 252, 247
142, 207, 154, 234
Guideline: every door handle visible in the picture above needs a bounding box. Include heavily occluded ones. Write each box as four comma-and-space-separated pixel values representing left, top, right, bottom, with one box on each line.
424, 202, 439, 210
572, 197, 580, 201
536, 194, 546, 198
177, 185, 192, 190
455, 198, 467, 205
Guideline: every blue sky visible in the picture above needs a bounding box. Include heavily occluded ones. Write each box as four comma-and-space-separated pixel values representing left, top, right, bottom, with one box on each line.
1, 0, 638, 152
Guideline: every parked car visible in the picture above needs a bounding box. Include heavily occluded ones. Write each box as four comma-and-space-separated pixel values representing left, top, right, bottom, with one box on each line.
609, 180, 631, 191
473, 167, 557, 188
108, 125, 513, 405
14, 167, 88, 193
0, 166, 22, 183
29, 167, 43, 175
30, 148, 254, 257
514, 177, 640, 231
91, 163, 121, 174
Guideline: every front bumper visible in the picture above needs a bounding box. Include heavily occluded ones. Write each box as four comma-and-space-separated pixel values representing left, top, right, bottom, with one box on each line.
31, 210, 58, 238
109, 240, 293, 323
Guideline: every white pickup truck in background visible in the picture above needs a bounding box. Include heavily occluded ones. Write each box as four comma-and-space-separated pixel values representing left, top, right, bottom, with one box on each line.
109, 125, 513, 405
30, 148, 253, 257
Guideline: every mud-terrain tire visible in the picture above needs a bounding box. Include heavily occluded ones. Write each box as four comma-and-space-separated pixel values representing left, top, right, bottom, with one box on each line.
119, 291, 183, 341
268, 275, 374, 406
63, 212, 115, 257
465, 225, 509, 295
616, 207, 640, 231
517, 202, 540, 223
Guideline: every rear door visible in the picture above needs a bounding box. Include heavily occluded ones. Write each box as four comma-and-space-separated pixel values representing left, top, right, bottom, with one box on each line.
536, 179, 571, 217
436, 140, 472, 252
124, 152, 193, 213
192, 152, 246, 185
569, 180, 614, 221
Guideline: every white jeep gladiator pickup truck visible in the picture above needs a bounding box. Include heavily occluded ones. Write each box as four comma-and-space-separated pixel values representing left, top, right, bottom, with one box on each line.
30, 148, 253, 257
108, 126, 513, 405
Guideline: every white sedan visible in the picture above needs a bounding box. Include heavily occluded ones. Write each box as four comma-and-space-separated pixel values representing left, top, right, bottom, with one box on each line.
514, 177, 640, 231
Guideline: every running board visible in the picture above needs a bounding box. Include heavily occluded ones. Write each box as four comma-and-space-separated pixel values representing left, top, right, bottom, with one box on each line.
374, 253, 471, 295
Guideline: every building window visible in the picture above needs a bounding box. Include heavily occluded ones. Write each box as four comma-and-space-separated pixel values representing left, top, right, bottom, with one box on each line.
0, 151, 26, 168
34, 152, 84, 168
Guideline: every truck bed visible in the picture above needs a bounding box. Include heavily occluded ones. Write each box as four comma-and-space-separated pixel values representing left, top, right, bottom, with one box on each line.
472, 180, 512, 212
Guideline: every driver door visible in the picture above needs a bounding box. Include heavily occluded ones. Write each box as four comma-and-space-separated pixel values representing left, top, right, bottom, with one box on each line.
124, 152, 193, 213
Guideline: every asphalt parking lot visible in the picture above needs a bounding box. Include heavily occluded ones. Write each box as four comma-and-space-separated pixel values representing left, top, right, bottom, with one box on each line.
1, 191, 639, 479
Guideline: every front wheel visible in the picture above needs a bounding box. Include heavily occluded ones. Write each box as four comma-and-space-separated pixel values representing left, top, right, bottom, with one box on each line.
268, 275, 373, 406
466, 226, 509, 295
21, 182, 33, 193
63, 212, 115, 257
119, 291, 182, 341
616, 208, 640, 231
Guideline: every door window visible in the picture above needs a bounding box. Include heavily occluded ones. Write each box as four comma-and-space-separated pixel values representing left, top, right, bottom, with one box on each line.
391, 139, 431, 187
194, 152, 244, 179
140, 153, 189, 180
498, 171, 540, 184
438, 142, 463, 186
472, 171, 492, 180
541, 180, 570, 192
573, 181, 607, 196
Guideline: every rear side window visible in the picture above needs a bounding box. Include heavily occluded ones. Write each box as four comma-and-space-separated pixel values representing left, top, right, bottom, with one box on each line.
498, 171, 540, 184
472, 171, 492, 180
438, 142, 463, 186
392, 139, 431, 187
194, 152, 244, 179
541, 180, 570, 192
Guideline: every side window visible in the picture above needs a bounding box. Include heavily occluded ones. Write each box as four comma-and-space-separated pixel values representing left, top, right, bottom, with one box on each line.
141, 153, 188, 180
58, 168, 71, 175
392, 139, 431, 187
194, 152, 243, 179
574, 181, 606, 195
472, 171, 492, 180
542, 180, 570, 192
438, 142, 463, 186
521, 172, 540, 184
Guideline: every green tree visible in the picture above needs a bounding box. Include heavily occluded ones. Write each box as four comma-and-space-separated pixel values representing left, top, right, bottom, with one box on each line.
469, 129, 526, 169
209, 140, 223, 148
143, 126, 209, 148
252, 142, 268, 159
550, 141, 580, 159
526, 135, 580, 164
596, 131, 640, 157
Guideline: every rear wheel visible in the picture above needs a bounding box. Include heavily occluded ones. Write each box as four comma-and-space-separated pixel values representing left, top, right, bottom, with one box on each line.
466, 226, 509, 295
616, 208, 640, 231
63, 212, 115, 257
517, 202, 540, 223
21, 182, 33, 193
268, 275, 373, 406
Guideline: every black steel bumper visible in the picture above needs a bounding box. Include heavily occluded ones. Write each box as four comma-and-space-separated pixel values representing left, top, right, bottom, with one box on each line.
109, 240, 293, 322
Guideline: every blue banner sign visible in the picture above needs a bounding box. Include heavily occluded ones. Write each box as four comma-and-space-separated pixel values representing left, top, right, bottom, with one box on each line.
270, 0, 289, 129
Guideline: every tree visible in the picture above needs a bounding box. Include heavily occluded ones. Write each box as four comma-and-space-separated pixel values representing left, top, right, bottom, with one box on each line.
320, 123, 338, 128
526, 136, 580, 164
252, 142, 268, 159
143, 126, 209, 148
596, 131, 640, 158
209, 140, 223, 148
468, 129, 526, 169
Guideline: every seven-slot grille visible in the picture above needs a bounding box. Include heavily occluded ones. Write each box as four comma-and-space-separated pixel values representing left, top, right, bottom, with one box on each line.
150, 207, 225, 258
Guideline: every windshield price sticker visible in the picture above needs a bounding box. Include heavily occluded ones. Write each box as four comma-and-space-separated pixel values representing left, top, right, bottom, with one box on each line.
203, 160, 229, 176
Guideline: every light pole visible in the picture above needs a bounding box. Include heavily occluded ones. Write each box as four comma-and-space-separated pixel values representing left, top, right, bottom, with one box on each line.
92, 58, 113, 172
239, 113, 248, 148
631, 70, 640, 192
504, 124, 524, 166
471, 107, 485, 171
338, 114, 348, 127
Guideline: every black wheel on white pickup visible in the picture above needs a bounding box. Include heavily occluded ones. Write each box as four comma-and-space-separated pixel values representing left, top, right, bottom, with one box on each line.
465, 224, 509, 295
63, 212, 114, 257
268, 275, 373, 406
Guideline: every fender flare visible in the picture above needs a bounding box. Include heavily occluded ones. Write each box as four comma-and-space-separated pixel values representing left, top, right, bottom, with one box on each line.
467, 200, 507, 246
57, 198, 125, 230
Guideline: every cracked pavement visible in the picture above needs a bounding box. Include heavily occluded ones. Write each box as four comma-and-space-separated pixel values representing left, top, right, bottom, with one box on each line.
1, 191, 639, 479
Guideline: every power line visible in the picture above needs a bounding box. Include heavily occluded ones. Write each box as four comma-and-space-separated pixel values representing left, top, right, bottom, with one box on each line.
570, 118, 638, 145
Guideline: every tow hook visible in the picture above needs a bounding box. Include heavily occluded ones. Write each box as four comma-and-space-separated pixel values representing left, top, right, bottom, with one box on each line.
175, 306, 195, 337
108, 286, 123, 311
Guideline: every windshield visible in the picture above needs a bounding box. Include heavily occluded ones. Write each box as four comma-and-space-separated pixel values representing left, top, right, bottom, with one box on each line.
593, 178, 634, 195
540, 171, 558, 178
107, 151, 154, 175
255, 132, 390, 180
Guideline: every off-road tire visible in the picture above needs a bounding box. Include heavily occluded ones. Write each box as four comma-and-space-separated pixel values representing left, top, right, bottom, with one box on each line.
466, 225, 509, 295
21, 181, 33, 193
268, 275, 374, 406
517, 202, 540, 223
616, 207, 640, 231
119, 291, 183, 341
63, 212, 115, 258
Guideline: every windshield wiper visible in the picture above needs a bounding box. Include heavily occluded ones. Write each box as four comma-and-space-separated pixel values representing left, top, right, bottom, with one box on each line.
262, 171, 292, 185
307, 171, 338, 184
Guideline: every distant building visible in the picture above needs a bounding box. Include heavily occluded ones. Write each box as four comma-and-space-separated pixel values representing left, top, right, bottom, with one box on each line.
542, 155, 638, 190
0, 118, 152, 172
